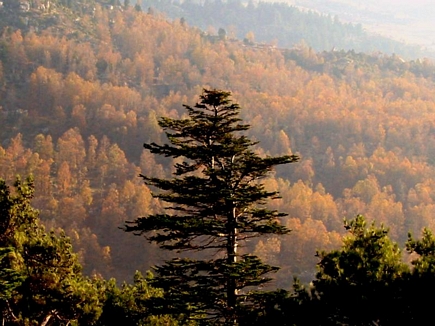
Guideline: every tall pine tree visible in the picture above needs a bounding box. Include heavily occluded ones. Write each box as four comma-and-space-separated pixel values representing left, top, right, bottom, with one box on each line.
125, 89, 298, 324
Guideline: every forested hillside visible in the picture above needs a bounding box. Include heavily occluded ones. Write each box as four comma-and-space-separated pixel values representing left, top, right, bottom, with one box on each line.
2, 0, 435, 290
143, 0, 430, 60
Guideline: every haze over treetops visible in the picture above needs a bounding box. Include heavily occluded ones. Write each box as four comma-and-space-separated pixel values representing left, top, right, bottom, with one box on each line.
1, 0, 435, 288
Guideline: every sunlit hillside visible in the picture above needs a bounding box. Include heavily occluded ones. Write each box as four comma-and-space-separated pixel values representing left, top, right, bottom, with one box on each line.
2, 0, 435, 288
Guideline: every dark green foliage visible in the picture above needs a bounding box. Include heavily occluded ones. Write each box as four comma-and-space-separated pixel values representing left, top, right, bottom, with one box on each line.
407, 228, 435, 272
280, 215, 412, 325
0, 247, 23, 302
96, 271, 177, 326
125, 89, 298, 324
271, 216, 435, 326
237, 288, 291, 326
311, 215, 408, 325
0, 176, 102, 325
402, 229, 435, 324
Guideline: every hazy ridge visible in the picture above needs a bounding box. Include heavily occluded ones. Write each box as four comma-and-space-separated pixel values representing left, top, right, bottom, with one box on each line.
2, 0, 435, 287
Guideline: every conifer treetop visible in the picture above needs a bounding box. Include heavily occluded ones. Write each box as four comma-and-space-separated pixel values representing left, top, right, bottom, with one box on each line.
125, 89, 298, 323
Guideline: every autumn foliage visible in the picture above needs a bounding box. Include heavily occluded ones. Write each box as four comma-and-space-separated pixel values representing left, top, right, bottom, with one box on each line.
1, 0, 435, 287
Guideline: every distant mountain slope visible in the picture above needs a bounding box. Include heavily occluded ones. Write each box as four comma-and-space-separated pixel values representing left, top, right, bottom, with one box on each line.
143, 0, 430, 60
3, 0, 435, 286
285, 0, 435, 54
0, 0, 120, 41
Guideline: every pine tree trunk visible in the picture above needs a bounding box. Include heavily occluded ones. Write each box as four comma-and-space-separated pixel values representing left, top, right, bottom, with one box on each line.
125, 89, 296, 323
226, 206, 238, 324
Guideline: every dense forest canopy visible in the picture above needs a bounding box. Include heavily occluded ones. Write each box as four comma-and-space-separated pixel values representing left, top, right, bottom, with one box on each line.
1, 0, 435, 292
142, 0, 432, 60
